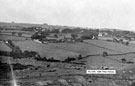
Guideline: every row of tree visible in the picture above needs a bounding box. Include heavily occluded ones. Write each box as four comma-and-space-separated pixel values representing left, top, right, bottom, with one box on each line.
35, 57, 60, 62
4, 40, 39, 58
35, 54, 83, 62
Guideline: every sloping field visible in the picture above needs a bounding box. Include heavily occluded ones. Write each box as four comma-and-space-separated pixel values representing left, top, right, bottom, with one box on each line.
0, 42, 12, 51
84, 40, 135, 53
85, 55, 123, 69
49, 42, 119, 55
106, 53, 135, 63
13, 40, 79, 60
13, 40, 120, 60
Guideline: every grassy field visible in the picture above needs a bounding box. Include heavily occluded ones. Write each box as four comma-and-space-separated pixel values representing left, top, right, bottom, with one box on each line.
84, 40, 135, 53
13, 39, 135, 71
85, 55, 123, 69
3, 36, 135, 70
48, 42, 118, 55
0, 42, 12, 51
13, 40, 79, 60
13, 40, 120, 60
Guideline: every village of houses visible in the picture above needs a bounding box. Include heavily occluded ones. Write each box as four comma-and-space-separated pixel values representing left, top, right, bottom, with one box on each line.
20, 25, 133, 46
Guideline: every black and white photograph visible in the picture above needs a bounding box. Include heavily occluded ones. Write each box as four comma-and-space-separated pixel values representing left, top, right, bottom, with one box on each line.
0, 0, 135, 86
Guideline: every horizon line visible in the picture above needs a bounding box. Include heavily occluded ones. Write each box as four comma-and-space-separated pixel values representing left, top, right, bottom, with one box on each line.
0, 21, 133, 31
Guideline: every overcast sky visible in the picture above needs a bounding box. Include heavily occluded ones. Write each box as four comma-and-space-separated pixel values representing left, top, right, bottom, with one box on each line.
0, 0, 135, 31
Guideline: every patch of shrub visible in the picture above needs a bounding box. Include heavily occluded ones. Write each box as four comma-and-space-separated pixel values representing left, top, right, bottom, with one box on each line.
0, 51, 11, 56
23, 50, 39, 57
35, 57, 47, 61
35, 57, 60, 62
78, 54, 83, 60
102, 51, 108, 57
121, 58, 126, 63
64, 57, 76, 62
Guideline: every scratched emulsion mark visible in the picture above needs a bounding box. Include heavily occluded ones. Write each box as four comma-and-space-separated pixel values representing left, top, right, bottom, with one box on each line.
7, 57, 18, 86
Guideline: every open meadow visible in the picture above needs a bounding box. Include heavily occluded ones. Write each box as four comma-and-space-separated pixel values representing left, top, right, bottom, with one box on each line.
13, 40, 121, 59
0, 42, 12, 51
84, 40, 135, 53
13, 40, 79, 60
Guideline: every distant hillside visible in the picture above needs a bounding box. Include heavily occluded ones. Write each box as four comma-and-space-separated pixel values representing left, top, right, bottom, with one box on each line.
0, 22, 76, 30
0, 22, 44, 28
0, 22, 132, 32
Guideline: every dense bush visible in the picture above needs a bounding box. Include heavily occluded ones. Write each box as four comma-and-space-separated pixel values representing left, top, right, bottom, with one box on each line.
31, 33, 40, 39
22, 27, 36, 32
0, 51, 11, 56
12, 46, 22, 53
47, 57, 60, 62
64, 57, 76, 62
2, 40, 40, 58
7, 40, 15, 48
31, 32, 48, 40
81, 35, 93, 40
125, 41, 129, 45
102, 51, 108, 57
78, 54, 83, 59
121, 58, 126, 63
62, 28, 72, 33
10, 51, 24, 59
50, 29, 59, 33
23, 50, 39, 57
35, 57, 47, 61
35, 57, 60, 62
0, 50, 24, 58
